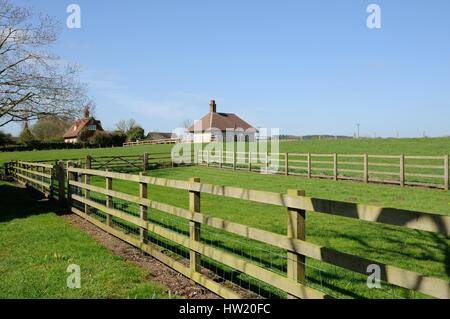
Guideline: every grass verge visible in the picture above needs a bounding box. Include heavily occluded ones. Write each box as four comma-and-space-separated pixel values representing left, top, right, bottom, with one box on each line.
0, 181, 170, 299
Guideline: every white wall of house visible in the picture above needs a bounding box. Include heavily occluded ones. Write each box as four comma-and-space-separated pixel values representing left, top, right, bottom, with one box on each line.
193, 132, 212, 143
192, 130, 256, 143
64, 138, 78, 144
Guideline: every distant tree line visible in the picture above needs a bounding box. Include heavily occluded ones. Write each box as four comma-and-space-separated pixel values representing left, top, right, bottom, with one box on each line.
0, 116, 148, 151
276, 135, 354, 140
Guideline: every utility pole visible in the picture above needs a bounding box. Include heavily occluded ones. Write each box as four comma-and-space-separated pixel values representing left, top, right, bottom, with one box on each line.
356, 124, 360, 139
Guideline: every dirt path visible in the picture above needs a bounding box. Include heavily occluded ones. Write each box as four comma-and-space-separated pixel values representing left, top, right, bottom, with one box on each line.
63, 213, 219, 299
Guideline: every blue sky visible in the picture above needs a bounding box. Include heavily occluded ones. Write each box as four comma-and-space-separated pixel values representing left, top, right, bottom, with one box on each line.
7, 0, 450, 137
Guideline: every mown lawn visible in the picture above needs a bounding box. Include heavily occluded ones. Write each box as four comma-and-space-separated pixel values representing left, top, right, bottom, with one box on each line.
276, 137, 450, 155
0, 181, 170, 299
1, 137, 449, 168
85, 165, 450, 299
0, 144, 173, 167
2, 137, 449, 298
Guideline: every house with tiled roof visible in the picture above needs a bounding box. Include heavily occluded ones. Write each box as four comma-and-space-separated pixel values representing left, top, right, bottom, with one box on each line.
188, 100, 257, 143
63, 116, 104, 144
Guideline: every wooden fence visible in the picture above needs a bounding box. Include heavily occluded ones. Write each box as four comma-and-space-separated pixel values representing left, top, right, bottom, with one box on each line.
19, 150, 449, 190
123, 138, 179, 147
35, 153, 175, 172
62, 166, 450, 299
6, 161, 65, 202
197, 150, 450, 190
5, 159, 450, 299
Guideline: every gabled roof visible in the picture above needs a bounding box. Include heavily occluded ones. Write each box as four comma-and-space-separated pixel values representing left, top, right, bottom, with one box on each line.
63, 118, 103, 139
188, 112, 256, 133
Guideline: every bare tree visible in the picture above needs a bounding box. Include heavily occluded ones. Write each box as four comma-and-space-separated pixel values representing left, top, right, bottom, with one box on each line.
82, 100, 96, 118
181, 119, 193, 130
31, 115, 73, 141
115, 118, 138, 133
0, 0, 87, 128
115, 119, 128, 133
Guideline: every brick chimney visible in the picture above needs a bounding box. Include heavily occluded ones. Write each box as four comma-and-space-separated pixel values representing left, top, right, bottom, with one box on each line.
210, 100, 216, 113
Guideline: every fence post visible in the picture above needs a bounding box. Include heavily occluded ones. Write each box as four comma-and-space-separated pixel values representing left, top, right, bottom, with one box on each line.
265, 151, 269, 174
106, 169, 113, 226
307, 153, 311, 178
400, 154, 405, 187
233, 151, 236, 171
139, 173, 148, 244
206, 151, 210, 167
333, 153, 338, 181
444, 155, 449, 191
84, 156, 92, 215
219, 150, 223, 169
285, 153, 289, 176
189, 177, 201, 272
50, 161, 56, 200
143, 153, 149, 171
364, 154, 369, 183
55, 161, 65, 204
171, 151, 175, 168
4, 162, 8, 177
286, 189, 306, 299
66, 161, 73, 205
249, 152, 252, 172
40, 166, 46, 194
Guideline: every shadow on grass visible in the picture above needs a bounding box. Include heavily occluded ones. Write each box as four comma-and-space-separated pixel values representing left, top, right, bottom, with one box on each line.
0, 183, 59, 223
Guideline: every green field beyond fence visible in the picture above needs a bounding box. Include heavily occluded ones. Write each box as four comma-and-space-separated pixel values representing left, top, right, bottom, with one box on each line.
196, 150, 450, 190
5, 158, 450, 299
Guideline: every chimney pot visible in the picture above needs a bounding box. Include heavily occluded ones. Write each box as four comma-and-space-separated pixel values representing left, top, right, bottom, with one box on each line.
210, 100, 216, 113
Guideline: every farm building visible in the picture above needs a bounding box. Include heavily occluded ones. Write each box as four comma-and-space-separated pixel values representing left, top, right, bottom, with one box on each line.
146, 132, 176, 141
63, 116, 104, 144
188, 100, 257, 143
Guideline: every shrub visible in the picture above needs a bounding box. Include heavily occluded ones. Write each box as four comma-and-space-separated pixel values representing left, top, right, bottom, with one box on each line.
18, 126, 36, 146
88, 131, 127, 148
126, 126, 145, 142
0, 131, 15, 146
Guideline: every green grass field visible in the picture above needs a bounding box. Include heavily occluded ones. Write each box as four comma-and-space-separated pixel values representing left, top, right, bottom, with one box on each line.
0, 181, 170, 299
1, 137, 449, 167
80, 164, 449, 299
2, 137, 449, 299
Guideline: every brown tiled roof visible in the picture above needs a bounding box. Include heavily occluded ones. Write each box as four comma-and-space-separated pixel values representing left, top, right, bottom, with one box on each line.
146, 132, 175, 140
188, 112, 256, 133
63, 118, 103, 139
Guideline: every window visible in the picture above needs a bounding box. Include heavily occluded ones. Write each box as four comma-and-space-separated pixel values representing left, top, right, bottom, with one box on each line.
88, 125, 97, 131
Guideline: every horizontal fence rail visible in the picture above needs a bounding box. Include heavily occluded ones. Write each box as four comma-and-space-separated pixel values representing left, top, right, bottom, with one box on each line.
5, 152, 450, 299
63, 166, 450, 299
7, 161, 65, 203
35, 153, 174, 172
123, 138, 179, 147
196, 150, 450, 190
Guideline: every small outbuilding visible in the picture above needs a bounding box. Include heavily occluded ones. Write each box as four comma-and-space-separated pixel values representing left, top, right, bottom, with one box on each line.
146, 132, 176, 141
